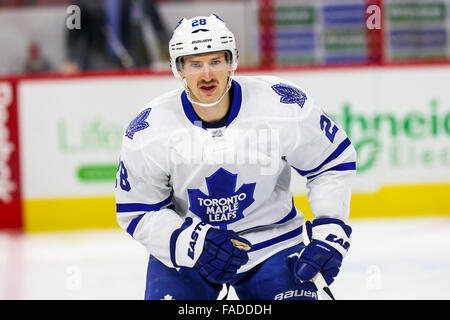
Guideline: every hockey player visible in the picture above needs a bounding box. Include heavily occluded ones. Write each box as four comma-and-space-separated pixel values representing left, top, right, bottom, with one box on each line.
115, 14, 355, 300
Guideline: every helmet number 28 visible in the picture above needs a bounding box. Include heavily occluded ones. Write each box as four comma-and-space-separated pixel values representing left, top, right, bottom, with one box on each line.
192, 19, 207, 27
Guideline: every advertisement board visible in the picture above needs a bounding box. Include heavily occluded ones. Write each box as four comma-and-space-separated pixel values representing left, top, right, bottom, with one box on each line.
17, 75, 179, 231
1, 64, 448, 232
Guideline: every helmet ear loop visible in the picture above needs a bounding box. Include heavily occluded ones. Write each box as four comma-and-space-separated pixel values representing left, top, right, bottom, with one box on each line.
222, 68, 235, 97
182, 77, 194, 101
227, 69, 235, 89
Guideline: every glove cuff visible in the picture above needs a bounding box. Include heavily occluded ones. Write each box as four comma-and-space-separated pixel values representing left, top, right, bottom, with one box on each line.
310, 218, 352, 258
170, 217, 211, 268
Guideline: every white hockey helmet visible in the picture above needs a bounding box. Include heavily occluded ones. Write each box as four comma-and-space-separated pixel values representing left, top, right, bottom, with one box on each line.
169, 14, 239, 79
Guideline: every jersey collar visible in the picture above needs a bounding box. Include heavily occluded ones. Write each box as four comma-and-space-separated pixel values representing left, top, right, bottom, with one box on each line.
181, 79, 242, 129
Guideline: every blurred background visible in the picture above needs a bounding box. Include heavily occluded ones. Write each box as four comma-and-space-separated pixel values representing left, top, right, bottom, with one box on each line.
0, 0, 449, 300
2, 0, 450, 75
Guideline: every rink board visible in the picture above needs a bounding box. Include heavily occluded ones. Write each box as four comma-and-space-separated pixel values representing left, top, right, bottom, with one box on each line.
2, 64, 450, 232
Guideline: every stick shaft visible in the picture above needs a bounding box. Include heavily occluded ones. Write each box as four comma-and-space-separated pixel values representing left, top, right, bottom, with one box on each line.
312, 272, 335, 300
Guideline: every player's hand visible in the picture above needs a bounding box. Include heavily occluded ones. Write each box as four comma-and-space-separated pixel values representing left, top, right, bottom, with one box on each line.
288, 218, 352, 286
194, 228, 251, 284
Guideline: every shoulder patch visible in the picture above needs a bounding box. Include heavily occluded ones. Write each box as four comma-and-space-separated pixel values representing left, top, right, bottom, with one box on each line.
271, 83, 307, 108
125, 108, 152, 140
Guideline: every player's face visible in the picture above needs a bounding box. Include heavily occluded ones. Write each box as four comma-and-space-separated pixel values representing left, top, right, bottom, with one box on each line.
181, 52, 232, 105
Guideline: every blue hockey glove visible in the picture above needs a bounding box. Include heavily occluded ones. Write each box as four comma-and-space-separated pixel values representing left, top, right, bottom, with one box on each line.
194, 228, 251, 284
288, 218, 352, 286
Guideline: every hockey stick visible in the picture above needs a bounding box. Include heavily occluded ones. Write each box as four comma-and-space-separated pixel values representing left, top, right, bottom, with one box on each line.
312, 272, 335, 300
231, 239, 251, 251
288, 250, 335, 300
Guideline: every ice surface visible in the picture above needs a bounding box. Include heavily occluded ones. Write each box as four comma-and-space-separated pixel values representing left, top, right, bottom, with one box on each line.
0, 216, 449, 300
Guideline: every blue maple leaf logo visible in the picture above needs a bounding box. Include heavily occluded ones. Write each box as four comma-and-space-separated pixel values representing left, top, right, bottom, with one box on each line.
125, 108, 152, 140
187, 168, 256, 227
271, 83, 307, 108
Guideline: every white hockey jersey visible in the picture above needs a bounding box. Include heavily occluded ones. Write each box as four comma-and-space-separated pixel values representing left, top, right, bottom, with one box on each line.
115, 75, 356, 273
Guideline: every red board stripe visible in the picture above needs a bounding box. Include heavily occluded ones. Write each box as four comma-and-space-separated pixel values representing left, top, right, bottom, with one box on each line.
0, 79, 23, 230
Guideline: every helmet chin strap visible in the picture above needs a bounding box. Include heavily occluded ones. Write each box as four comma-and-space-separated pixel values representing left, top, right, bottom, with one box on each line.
182, 72, 234, 108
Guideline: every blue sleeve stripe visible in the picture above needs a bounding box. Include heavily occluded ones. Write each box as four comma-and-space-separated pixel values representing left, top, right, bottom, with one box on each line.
249, 226, 303, 252
274, 198, 297, 225
293, 138, 351, 176
121, 196, 172, 237
307, 161, 356, 180
237, 198, 297, 234
117, 196, 172, 213
169, 217, 193, 268
126, 214, 145, 236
